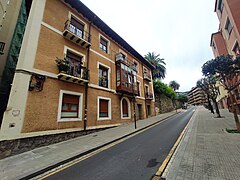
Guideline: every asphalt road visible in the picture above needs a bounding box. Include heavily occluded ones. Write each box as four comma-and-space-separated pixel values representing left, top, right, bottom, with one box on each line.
45, 107, 195, 180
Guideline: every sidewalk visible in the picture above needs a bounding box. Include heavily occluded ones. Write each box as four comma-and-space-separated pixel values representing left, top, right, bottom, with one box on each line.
162, 106, 240, 180
0, 110, 179, 180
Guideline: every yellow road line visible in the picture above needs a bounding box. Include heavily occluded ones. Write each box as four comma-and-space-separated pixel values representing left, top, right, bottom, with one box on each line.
153, 109, 196, 178
38, 114, 179, 179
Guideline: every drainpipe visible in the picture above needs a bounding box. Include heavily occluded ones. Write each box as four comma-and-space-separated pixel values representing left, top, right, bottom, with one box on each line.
84, 15, 96, 132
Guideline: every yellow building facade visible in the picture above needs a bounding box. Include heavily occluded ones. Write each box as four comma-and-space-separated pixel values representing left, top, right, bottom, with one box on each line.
0, 0, 155, 140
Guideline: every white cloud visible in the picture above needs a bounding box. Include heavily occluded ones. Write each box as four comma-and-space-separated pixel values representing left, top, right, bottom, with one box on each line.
80, 0, 219, 92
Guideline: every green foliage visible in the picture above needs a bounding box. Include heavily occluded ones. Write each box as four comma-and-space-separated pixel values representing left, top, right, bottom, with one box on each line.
144, 52, 166, 80
202, 55, 240, 91
226, 128, 240, 133
176, 93, 188, 103
153, 79, 176, 99
196, 75, 218, 99
169, 80, 180, 91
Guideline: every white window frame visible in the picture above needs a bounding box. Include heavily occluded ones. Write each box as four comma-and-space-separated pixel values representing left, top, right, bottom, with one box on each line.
68, 12, 87, 32
224, 17, 233, 37
99, 34, 110, 54
120, 97, 131, 119
137, 80, 141, 97
97, 96, 112, 120
57, 90, 83, 122
97, 62, 111, 89
133, 60, 139, 72
64, 46, 86, 65
145, 84, 149, 93
232, 40, 240, 55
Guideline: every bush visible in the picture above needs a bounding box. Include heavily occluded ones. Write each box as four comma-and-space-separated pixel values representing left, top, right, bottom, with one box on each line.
153, 79, 176, 99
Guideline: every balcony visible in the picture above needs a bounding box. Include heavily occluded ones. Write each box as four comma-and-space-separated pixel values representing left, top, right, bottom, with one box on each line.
116, 81, 138, 96
63, 20, 91, 49
56, 58, 89, 85
143, 73, 151, 81
145, 92, 153, 100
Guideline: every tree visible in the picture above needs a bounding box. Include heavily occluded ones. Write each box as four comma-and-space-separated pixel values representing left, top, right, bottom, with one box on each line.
202, 54, 240, 130
153, 80, 176, 100
169, 80, 180, 111
176, 93, 188, 108
196, 76, 221, 117
144, 52, 166, 80
169, 80, 180, 91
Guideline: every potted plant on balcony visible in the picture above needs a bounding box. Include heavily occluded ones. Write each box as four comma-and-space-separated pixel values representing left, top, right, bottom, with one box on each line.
55, 57, 70, 73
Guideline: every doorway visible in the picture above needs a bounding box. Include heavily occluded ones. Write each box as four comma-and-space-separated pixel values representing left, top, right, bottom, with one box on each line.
137, 104, 142, 120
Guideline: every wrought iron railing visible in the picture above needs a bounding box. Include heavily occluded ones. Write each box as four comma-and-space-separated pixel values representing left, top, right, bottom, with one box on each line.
64, 20, 91, 43
56, 57, 89, 80
145, 92, 153, 99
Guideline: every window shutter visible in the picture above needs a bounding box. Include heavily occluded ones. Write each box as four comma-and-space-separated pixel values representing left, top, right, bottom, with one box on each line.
100, 99, 108, 113
66, 51, 82, 62
63, 94, 79, 104
70, 17, 84, 31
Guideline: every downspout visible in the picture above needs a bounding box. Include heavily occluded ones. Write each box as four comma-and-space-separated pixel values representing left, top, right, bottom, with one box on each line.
84, 15, 96, 132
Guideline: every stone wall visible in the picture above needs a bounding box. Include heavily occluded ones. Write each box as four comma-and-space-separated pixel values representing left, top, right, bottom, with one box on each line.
0, 127, 114, 160
155, 93, 175, 114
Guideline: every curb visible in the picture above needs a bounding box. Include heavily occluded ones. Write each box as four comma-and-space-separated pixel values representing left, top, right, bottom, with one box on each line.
20, 111, 181, 180
151, 109, 196, 180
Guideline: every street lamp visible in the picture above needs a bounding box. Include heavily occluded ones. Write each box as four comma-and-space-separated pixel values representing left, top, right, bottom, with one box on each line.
130, 66, 137, 129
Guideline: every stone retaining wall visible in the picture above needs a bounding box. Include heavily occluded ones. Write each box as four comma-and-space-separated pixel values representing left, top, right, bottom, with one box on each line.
0, 127, 113, 160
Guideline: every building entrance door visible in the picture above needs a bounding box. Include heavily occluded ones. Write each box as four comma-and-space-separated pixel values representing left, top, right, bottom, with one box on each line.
137, 104, 142, 120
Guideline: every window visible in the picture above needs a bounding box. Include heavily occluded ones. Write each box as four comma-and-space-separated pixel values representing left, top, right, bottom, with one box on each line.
98, 65, 109, 88
121, 98, 131, 119
66, 50, 83, 77
225, 17, 233, 36
133, 61, 139, 72
100, 37, 108, 53
98, 97, 111, 120
58, 90, 83, 121
122, 99, 129, 117
69, 16, 84, 38
145, 85, 149, 93
137, 81, 140, 96
218, 0, 224, 14
233, 42, 240, 55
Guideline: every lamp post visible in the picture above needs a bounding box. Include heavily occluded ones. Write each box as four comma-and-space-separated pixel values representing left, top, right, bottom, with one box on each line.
131, 68, 137, 129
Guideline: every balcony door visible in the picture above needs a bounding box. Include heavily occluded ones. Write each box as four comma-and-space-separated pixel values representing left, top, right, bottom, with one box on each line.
70, 16, 84, 38
66, 50, 83, 77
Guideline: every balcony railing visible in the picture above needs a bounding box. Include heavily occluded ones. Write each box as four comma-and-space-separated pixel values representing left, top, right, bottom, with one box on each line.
143, 73, 151, 81
115, 52, 137, 71
56, 58, 89, 84
145, 92, 153, 100
116, 81, 138, 95
63, 20, 91, 49
99, 79, 108, 88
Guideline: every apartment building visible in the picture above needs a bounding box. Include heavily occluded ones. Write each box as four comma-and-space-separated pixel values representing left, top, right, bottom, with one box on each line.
210, 0, 240, 110
0, 0, 155, 140
187, 87, 208, 106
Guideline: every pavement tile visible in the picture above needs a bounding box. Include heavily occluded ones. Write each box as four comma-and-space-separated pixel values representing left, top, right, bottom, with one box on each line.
164, 107, 240, 180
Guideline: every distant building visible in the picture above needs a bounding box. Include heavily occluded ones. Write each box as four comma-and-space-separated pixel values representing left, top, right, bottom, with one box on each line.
210, 0, 240, 110
187, 87, 208, 106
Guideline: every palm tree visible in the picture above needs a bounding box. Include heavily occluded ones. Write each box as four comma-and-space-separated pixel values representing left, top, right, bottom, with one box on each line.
169, 80, 180, 112
169, 80, 180, 91
144, 52, 166, 80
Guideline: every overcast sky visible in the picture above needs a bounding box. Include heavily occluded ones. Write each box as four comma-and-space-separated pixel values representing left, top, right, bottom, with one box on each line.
81, 0, 219, 92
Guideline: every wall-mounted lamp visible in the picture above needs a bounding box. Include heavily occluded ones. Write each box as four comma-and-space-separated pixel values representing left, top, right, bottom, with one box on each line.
28, 74, 46, 91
